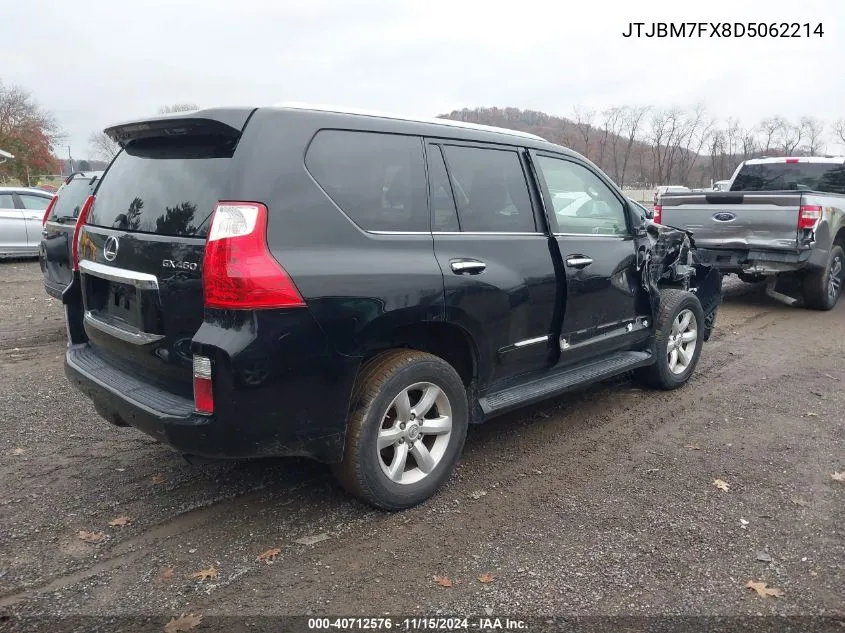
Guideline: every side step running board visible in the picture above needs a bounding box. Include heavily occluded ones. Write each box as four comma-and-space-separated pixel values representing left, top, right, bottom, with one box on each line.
480, 350, 653, 415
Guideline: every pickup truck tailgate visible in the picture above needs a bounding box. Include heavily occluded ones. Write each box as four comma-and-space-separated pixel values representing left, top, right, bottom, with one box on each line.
660, 192, 800, 251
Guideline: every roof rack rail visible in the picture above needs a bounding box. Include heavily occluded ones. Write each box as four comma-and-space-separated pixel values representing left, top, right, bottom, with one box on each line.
273, 102, 548, 142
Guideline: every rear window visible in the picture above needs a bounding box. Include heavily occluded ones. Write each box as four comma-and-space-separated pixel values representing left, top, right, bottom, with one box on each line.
88, 136, 236, 237
50, 178, 96, 220
305, 130, 428, 232
731, 162, 845, 193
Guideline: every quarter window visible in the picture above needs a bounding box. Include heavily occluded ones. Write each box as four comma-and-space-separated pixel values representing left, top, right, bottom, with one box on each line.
536, 156, 628, 235
441, 145, 536, 233
306, 130, 428, 232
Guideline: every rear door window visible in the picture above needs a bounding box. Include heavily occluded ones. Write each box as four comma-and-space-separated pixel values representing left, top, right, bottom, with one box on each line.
306, 130, 428, 232
441, 145, 536, 233
88, 136, 237, 237
19, 194, 52, 211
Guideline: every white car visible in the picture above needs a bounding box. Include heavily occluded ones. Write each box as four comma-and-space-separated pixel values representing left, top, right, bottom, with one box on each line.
0, 187, 55, 258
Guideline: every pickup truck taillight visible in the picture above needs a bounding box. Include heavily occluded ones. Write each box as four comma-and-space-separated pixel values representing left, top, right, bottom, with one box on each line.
653, 204, 662, 224
798, 205, 822, 230
203, 202, 305, 309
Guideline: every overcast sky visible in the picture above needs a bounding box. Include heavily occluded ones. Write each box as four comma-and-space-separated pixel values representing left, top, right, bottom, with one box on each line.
3, 0, 843, 158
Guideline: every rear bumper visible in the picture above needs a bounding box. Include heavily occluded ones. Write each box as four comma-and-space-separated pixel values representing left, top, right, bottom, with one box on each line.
694, 247, 816, 274
66, 321, 360, 463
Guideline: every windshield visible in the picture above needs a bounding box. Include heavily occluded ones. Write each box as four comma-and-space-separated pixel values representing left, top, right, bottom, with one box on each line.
731, 162, 845, 193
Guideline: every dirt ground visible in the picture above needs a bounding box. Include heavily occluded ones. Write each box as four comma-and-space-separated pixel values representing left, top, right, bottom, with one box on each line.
0, 260, 842, 629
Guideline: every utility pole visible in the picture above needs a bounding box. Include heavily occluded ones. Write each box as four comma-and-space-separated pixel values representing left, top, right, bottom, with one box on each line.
67, 145, 73, 175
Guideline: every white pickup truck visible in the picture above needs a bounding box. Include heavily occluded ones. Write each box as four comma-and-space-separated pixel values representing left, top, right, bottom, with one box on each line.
656, 156, 845, 310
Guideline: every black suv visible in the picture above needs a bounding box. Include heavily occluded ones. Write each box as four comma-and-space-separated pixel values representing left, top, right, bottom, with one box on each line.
62, 105, 721, 510
40, 171, 104, 299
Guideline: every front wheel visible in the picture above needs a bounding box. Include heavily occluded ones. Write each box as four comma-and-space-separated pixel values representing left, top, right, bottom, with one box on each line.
636, 289, 705, 390
802, 245, 843, 310
332, 350, 468, 511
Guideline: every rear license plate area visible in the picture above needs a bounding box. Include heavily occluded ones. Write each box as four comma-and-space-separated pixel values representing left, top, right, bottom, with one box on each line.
82, 275, 162, 334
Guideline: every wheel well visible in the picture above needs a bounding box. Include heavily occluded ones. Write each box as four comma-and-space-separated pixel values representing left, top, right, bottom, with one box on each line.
364, 322, 477, 387
833, 227, 845, 249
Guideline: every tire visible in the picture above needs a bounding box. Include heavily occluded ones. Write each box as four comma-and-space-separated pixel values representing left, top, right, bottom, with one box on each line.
802, 245, 844, 311
737, 271, 767, 284
332, 349, 468, 511
636, 289, 705, 390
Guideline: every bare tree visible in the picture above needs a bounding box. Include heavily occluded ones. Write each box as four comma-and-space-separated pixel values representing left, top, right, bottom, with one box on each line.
739, 127, 758, 160
779, 121, 803, 155
707, 128, 726, 182
799, 117, 825, 155
88, 131, 120, 162
758, 117, 786, 155
597, 107, 622, 174
617, 105, 648, 188
157, 102, 200, 114
648, 107, 686, 184
675, 104, 714, 184
571, 106, 595, 160
833, 119, 845, 145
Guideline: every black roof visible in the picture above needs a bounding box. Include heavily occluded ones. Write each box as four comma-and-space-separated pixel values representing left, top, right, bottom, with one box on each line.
103, 104, 580, 159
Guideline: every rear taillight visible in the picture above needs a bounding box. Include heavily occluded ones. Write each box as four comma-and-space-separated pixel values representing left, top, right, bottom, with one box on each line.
71, 195, 95, 271
798, 205, 822, 230
653, 204, 662, 224
193, 355, 214, 414
42, 196, 58, 226
203, 202, 305, 309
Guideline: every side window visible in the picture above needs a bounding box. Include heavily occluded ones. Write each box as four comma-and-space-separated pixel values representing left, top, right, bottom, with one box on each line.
306, 130, 428, 232
441, 145, 536, 233
536, 156, 628, 236
0, 194, 16, 209
426, 145, 459, 232
19, 194, 52, 211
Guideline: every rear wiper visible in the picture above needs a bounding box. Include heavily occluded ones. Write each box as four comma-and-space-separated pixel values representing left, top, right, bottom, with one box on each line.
53, 215, 77, 224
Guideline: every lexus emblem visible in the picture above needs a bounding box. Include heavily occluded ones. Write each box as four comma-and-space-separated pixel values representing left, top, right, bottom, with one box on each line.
713, 212, 736, 222
103, 236, 119, 262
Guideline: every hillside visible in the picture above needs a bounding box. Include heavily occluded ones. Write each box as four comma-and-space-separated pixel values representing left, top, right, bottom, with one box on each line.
438, 107, 718, 189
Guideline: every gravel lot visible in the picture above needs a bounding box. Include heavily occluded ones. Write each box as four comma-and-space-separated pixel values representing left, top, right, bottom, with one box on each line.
0, 260, 842, 630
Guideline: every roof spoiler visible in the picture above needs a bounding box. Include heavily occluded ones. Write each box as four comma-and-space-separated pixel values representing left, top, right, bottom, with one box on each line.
103, 107, 256, 147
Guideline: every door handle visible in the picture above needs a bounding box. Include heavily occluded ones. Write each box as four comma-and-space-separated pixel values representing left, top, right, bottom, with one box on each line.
565, 256, 593, 269
450, 259, 486, 275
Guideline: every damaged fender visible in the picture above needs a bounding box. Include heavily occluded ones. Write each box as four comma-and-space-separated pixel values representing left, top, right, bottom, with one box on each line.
639, 221, 722, 340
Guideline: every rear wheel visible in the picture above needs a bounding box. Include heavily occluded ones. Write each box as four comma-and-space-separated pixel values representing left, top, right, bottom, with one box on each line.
802, 245, 843, 310
636, 289, 705, 390
332, 350, 468, 511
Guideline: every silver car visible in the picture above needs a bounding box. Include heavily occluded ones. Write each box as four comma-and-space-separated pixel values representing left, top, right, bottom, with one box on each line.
0, 187, 55, 258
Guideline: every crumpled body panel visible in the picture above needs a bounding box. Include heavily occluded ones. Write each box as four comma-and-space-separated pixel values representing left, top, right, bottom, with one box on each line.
641, 221, 722, 338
